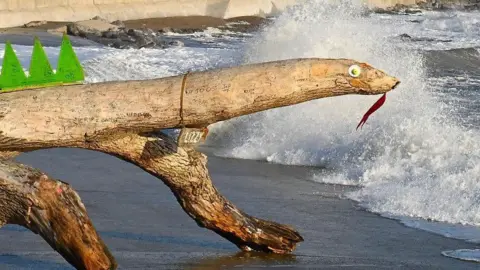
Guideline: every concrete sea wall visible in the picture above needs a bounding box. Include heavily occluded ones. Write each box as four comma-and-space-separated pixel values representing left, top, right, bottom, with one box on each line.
0, 0, 298, 28
0, 0, 439, 28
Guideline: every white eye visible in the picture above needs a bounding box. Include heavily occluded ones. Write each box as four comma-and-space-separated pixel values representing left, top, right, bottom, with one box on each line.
348, 65, 361, 77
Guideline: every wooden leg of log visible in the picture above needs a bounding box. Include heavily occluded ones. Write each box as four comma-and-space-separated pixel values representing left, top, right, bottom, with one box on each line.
0, 159, 117, 270
85, 132, 304, 254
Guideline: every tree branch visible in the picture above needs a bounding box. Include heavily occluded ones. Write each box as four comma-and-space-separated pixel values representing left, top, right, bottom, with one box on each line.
85, 131, 304, 253
0, 159, 116, 270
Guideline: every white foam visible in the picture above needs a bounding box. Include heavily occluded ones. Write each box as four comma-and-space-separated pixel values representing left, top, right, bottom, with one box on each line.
373, 10, 480, 50
398, 217, 480, 243
442, 249, 480, 263
0, 44, 238, 82
162, 27, 253, 48
206, 0, 480, 240
82, 47, 238, 82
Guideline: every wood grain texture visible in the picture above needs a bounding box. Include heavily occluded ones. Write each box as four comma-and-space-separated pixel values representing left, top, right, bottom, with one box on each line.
0, 58, 398, 151
84, 131, 304, 254
0, 160, 116, 270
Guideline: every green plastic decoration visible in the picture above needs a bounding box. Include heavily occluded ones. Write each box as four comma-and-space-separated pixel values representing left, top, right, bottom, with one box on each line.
0, 41, 28, 90
0, 34, 84, 92
56, 33, 85, 84
28, 37, 55, 86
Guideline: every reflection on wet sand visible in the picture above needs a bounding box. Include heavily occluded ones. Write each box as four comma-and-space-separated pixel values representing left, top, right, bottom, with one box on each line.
185, 251, 297, 269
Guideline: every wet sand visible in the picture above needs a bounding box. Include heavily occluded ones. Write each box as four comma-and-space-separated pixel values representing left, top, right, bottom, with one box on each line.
0, 148, 478, 269
0, 29, 101, 47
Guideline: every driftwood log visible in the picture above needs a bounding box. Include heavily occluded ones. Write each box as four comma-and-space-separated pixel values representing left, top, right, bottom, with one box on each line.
0, 160, 116, 269
0, 58, 398, 149
0, 58, 399, 269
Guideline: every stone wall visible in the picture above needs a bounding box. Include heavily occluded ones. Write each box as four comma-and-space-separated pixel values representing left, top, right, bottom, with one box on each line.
0, 0, 298, 28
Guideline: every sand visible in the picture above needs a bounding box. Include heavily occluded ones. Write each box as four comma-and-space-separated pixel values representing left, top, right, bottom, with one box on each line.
0, 148, 478, 269
123, 15, 267, 31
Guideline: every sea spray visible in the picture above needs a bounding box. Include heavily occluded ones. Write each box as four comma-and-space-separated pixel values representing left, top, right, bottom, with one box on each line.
206, 0, 480, 228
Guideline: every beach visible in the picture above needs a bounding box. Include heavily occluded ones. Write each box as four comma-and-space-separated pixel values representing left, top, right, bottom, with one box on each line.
0, 149, 477, 269
0, 15, 267, 49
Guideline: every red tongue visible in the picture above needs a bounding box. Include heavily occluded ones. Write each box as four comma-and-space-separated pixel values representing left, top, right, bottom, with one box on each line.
356, 93, 387, 130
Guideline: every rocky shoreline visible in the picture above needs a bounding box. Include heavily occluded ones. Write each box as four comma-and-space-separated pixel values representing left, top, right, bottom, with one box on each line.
14, 15, 267, 50
4, 1, 480, 50
66, 17, 174, 50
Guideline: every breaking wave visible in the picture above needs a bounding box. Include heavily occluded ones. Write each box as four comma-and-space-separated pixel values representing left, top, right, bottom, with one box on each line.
206, 0, 480, 232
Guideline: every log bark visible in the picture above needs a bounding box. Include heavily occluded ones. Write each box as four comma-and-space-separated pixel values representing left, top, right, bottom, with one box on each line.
1, 131, 304, 254
0, 159, 116, 270
84, 131, 304, 253
0, 58, 398, 152
0, 58, 400, 268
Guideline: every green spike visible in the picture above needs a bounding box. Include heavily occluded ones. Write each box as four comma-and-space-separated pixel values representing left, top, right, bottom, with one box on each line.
0, 41, 27, 90
0, 35, 84, 93
56, 34, 84, 84
27, 37, 56, 86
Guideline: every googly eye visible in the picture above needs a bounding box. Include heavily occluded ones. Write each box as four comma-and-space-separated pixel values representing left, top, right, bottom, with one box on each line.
348, 65, 361, 77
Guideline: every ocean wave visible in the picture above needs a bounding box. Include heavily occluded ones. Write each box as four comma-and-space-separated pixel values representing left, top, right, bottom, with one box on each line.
206, 0, 480, 238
